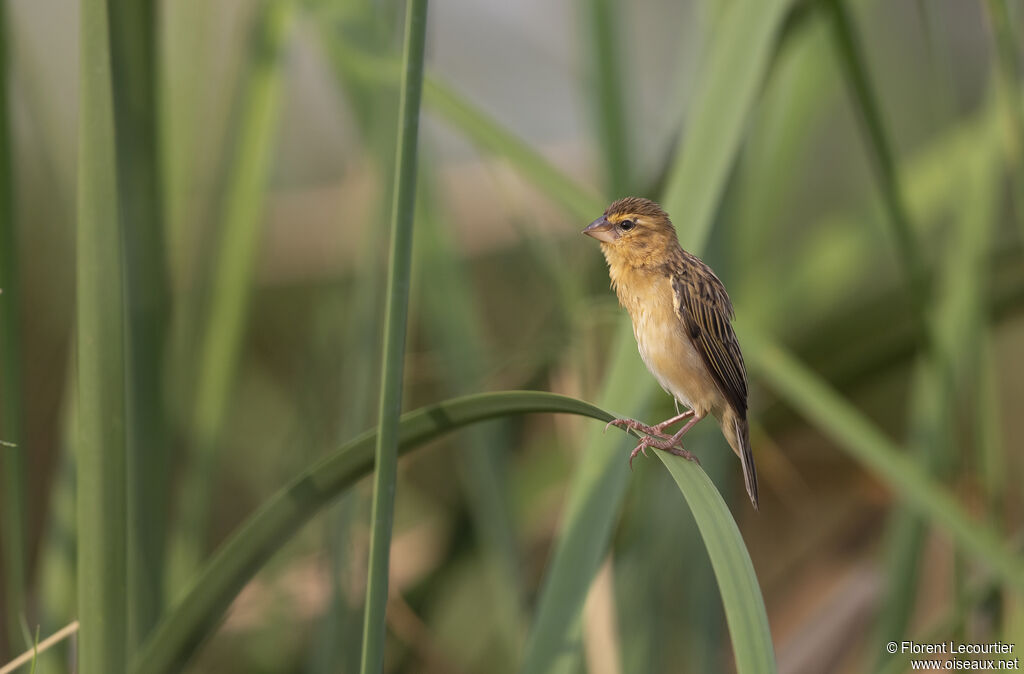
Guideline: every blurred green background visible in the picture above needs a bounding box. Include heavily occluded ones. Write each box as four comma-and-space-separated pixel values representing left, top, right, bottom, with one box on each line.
1, 0, 1023, 672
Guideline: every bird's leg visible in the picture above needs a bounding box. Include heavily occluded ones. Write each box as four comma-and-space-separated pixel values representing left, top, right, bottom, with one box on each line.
607, 409, 701, 469
604, 409, 694, 439
641, 415, 701, 450
651, 409, 695, 435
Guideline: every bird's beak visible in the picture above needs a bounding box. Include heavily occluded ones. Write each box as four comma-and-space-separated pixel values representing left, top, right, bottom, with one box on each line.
582, 216, 616, 243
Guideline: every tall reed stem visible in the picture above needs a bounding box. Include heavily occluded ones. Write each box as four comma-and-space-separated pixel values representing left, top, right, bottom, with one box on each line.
359, 0, 429, 672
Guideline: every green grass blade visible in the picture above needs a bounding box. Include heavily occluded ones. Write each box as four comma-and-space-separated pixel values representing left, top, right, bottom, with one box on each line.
825, 0, 928, 321
745, 336, 1024, 591
76, 0, 128, 668
613, 436, 733, 673
359, 1, 429, 672
106, 0, 172, 649
132, 392, 616, 674
654, 452, 775, 674
660, 0, 794, 251
522, 2, 794, 671
0, 0, 26, 655
171, 0, 295, 585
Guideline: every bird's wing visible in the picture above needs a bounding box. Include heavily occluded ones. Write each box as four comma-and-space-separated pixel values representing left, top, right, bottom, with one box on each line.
671, 256, 748, 417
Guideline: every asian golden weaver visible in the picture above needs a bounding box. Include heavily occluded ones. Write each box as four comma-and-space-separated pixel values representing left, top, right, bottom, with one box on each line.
584, 197, 758, 510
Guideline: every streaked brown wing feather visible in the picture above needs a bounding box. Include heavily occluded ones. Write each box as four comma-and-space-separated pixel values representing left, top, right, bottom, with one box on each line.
670, 255, 748, 417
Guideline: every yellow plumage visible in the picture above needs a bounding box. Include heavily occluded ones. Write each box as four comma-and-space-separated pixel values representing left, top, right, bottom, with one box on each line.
584, 197, 758, 509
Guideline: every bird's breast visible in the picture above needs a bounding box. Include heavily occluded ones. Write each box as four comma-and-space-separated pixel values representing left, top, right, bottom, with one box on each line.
617, 271, 721, 416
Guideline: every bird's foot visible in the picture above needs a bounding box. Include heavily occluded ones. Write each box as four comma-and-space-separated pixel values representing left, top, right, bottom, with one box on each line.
627, 435, 700, 469
608, 411, 703, 469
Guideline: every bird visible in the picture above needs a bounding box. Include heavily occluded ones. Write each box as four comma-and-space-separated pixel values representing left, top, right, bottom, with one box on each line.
583, 196, 758, 509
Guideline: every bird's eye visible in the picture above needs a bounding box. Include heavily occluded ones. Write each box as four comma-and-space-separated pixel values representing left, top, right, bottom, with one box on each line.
619, 219, 636, 231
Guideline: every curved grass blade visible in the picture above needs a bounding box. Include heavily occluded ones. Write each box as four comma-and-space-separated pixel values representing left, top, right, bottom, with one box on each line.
131, 391, 770, 674
522, 1, 794, 672
76, 0, 128, 668
655, 452, 775, 674
359, 0, 429, 671
132, 392, 612, 673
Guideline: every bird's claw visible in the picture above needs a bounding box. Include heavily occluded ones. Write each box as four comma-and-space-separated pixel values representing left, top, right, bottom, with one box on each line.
604, 418, 625, 434
628, 439, 652, 470
626, 436, 659, 467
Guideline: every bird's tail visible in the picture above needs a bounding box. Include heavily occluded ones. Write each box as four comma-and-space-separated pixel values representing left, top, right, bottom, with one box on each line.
723, 407, 758, 510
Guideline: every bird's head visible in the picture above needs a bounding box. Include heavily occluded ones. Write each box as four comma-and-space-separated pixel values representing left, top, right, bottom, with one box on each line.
583, 197, 679, 267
